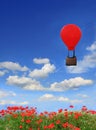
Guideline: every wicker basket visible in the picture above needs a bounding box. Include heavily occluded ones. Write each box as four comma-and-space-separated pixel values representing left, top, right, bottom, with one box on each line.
66, 56, 77, 66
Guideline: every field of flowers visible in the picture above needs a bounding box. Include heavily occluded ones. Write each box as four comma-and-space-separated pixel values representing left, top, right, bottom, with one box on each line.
0, 105, 96, 130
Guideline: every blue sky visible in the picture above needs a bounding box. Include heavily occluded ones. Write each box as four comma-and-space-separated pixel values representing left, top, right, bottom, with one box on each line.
0, 0, 96, 112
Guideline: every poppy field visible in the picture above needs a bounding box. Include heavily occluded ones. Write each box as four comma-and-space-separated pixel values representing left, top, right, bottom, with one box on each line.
0, 105, 96, 130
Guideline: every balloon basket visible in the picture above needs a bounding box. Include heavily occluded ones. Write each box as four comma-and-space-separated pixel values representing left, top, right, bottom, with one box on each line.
66, 56, 77, 66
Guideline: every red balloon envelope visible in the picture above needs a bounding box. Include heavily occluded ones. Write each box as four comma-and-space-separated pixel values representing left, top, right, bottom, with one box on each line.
60, 24, 82, 50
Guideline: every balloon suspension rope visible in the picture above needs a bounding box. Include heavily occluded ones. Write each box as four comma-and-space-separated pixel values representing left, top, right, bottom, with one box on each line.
73, 50, 75, 57
68, 50, 75, 57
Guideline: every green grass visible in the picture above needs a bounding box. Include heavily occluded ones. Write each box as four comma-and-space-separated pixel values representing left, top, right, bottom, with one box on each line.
0, 106, 96, 130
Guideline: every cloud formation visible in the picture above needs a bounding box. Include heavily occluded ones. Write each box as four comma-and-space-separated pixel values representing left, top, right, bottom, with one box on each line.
39, 94, 56, 101
86, 41, 96, 51
0, 100, 29, 105
39, 93, 82, 104
0, 70, 8, 76
33, 58, 50, 64
50, 77, 93, 91
6, 76, 93, 92
29, 63, 56, 78
67, 41, 96, 73
0, 90, 16, 98
0, 61, 28, 72
6, 75, 45, 91
77, 94, 88, 98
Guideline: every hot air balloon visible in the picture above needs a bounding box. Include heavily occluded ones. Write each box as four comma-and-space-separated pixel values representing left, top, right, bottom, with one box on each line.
60, 24, 82, 66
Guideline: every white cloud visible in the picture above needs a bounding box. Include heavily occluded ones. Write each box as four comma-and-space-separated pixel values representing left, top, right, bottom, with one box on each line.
7, 75, 34, 86
0, 90, 8, 98
29, 63, 56, 78
86, 41, 96, 51
0, 61, 28, 72
9, 91, 17, 96
39, 93, 82, 104
6, 75, 45, 91
6, 76, 93, 92
24, 84, 45, 91
50, 77, 93, 91
0, 100, 29, 105
19, 101, 29, 105
58, 98, 82, 104
39, 94, 56, 101
0, 70, 8, 76
0, 90, 16, 98
77, 94, 88, 98
58, 97, 69, 101
0, 100, 16, 105
33, 58, 50, 64
39, 93, 69, 101
67, 41, 96, 73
